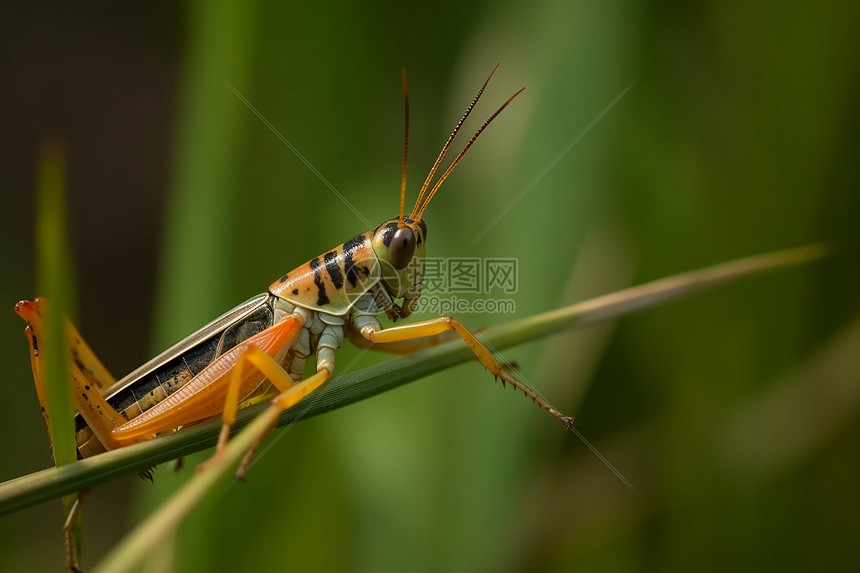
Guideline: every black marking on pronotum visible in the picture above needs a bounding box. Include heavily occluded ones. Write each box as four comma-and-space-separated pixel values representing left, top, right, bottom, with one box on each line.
324, 250, 344, 290
292, 288, 299, 295
381, 221, 398, 247
343, 234, 367, 288
279, 274, 289, 283
309, 257, 330, 306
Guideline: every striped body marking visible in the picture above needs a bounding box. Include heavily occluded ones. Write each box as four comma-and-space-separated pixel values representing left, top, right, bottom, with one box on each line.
269, 231, 380, 315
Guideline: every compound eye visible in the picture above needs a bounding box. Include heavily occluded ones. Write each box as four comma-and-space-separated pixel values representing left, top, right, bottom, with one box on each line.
389, 226, 415, 269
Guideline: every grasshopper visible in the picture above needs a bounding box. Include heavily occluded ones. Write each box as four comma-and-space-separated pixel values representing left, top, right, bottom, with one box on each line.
17, 64, 574, 490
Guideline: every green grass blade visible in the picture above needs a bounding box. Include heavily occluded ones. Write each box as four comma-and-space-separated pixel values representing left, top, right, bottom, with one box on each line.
35, 140, 81, 557
0, 243, 827, 517
36, 139, 77, 470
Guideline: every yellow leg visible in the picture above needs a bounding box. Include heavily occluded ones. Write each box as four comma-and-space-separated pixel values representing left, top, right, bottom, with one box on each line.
362, 316, 575, 429
16, 299, 117, 391
16, 299, 118, 573
15, 299, 128, 453
234, 367, 331, 480
346, 327, 460, 354
212, 346, 296, 456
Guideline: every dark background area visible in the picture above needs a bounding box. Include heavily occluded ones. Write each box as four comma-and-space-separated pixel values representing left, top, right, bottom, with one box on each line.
1, 1, 858, 571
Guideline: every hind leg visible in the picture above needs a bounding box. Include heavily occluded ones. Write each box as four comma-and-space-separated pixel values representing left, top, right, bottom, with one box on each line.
15, 299, 129, 455
15, 298, 129, 573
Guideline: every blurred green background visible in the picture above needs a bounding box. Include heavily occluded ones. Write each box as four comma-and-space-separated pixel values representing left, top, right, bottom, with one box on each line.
2, 1, 859, 571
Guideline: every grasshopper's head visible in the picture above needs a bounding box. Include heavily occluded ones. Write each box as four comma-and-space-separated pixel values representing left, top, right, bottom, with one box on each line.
371, 217, 428, 304
371, 65, 522, 317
